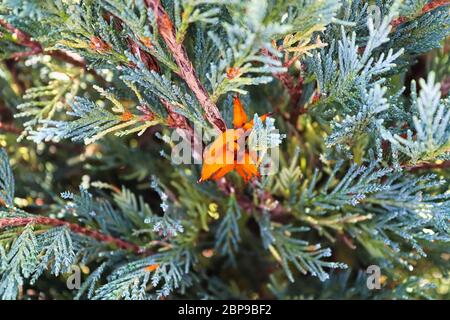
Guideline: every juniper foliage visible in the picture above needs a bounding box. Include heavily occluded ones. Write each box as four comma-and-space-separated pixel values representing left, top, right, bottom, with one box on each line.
0, 0, 449, 300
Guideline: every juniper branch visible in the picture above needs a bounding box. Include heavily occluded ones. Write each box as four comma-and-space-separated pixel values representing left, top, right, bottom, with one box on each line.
0, 122, 22, 134
0, 19, 42, 59
104, 8, 197, 143
144, 0, 226, 132
261, 49, 305, 124
392, 0, 450, 26
0, 217, 142, 254
402, 160, 450, 171
0, 19, 107, 85
2, 14, 196, 144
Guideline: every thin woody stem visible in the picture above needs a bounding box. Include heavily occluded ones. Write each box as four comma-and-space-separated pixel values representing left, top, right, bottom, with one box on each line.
0, 19, 42, 59
0, 19, 74, 62
401, 160, 450, 171
0, 17, 194, 142
0, 19, 107, 85
261, 49, 305, 124
115, 14, 198, 154
0, 122, 22, 134
0, 216, 142, 254
102, 9, 196, 143
145, 0, 227, 132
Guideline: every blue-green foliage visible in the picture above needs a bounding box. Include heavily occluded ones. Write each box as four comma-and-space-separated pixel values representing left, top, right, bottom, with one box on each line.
206, 0, 290, 100
0, 0, 449, 300
259, 222, 348, 282
29, 97, 121, 144
387, 4, 450, 56
31, 227, 76, 283
0, 223, 78, 300
146, 177, 184, 238
92, 245, 195, 300
0, 149, 14, 206
0, 150, 197, 299
268, 153, 450, 271
381, 72, 450, 163
0, 225, 37, 299
214, 194, 241, 262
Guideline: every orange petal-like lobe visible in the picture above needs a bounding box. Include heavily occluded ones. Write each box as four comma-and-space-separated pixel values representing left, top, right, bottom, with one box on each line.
144, 264, 159, 272
200, 148, 235, 182
200, 162, 226, 182
235, 152, 259, 182
120, 111, 133, 122
199, 96, 267, 183
243, 113, 269, 130
212, 164, 235, 180
233, 96, 248, 128
203, 130, 240, 162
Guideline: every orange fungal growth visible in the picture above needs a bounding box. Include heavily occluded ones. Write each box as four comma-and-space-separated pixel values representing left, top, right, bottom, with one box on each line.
120, 111, 134, 122
422, 0, 449, 13
140, 36, 153, 48
144, 264, 160, 272
226, 67, 241, 80
233, 96, 248, 128
89, 36, 111, 53
200, 96, 268, 183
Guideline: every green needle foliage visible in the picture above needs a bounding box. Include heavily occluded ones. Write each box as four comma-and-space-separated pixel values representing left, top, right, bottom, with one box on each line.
0, 0, 449, 300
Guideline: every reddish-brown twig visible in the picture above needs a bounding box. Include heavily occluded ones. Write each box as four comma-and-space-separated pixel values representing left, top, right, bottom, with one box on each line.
261, 49, 305, 125
391, 0, 449, 27
105, 10, 198, 154
0, 18, 108, 87
1, 18, 85, 63
0, 216, 142, 254
401, 160, 450, 172
0, 19, 42, 59
0, 122, 22, 134
1, 16, 200, 158
144, 0, 226, 132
